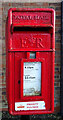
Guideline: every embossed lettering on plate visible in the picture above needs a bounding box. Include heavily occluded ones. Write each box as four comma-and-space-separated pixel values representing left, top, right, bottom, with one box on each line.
12, 33, 51, 49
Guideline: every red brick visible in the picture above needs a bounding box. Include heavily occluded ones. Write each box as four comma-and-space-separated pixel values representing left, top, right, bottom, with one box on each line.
55, 19, 61, 23
1, 108, 8, 111
56, 11, 61, 16
8, 3, 12, 6
43, 3, 49, 6
55, 23, 61, 27
54, 106, 60, 113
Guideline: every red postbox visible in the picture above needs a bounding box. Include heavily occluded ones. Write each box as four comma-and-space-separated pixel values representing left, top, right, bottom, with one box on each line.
6, 8, 55, 115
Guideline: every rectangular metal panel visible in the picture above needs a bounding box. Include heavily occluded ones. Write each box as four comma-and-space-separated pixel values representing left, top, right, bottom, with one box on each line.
12, 11, 52, 26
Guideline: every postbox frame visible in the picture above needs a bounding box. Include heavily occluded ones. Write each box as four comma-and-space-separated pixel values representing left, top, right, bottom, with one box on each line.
6, 8, 55, 115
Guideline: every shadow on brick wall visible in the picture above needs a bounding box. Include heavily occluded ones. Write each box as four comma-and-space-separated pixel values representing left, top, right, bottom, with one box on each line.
1, 111, 63, 120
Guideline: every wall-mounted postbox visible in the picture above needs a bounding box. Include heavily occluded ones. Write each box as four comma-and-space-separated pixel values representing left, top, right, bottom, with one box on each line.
6, 8, 55, 115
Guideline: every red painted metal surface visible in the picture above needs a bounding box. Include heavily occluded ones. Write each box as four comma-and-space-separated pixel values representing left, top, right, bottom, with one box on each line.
6, 8, 55, 115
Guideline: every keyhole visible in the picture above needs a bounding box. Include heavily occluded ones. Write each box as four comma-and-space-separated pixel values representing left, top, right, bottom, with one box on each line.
18, 80, 20, 84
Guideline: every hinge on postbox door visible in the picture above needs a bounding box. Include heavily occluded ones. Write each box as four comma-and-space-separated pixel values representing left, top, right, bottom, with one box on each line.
10, 24, 13, 34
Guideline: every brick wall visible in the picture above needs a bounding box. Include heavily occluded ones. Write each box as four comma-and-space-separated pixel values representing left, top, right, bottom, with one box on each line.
1, 1, 61, 119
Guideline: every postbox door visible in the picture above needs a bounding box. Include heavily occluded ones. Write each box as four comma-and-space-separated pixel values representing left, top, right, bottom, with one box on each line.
14, 51, 54, 111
